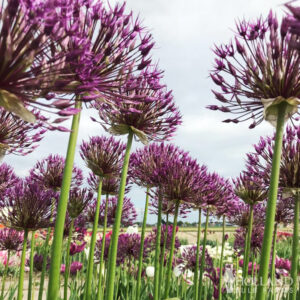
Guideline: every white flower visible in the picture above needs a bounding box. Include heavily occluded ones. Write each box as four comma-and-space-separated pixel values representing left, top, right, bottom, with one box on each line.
126, 225, 139, 235
84, 247, 90, 258
146, 266, 155, 278
179, 244, 193, 255
173, 264, 184, 277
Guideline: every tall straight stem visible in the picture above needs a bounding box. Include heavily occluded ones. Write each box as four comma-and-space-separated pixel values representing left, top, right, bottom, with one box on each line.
256, 102, 287, 300
194, 208, 202, 300
105, 131, 133, 300
64, 218, 74, 300
270, 222, 278, 300
198, 208, 210, 300
47, 101, 82, 300
85, 178, 103, 300
164, 199, 180, 299
242, 204, 254, 300
218, 215, 226, 300
28, 231, 36, 300
136, 187, 150, 300
158, 213, 169, 300
290, 194, 300, 300
153, 189, 163, 300
17, 229, 28, 300
38, 199, 55, 300
97, 193, 109, 300
0, 250, 10, 300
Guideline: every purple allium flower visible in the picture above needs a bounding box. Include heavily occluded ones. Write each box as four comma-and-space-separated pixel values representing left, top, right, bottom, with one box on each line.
86, 196, 137, 227
205, 267, 228, 299
95, 235, 111, 263
88, 172, 131, 196
145, 225, 181, 252
246, 125, 300, 191
57, 0, 156, 103
93, 68, 182, 144
233, 173, 268, 206
149, 196, 191, 218
0, 0, 90, 123
69, 261, 83, 275
0, 163, 18, 196
129, 143, 185, 188
228, 200, 265, 228
0, 228, 23, 251
275, 196, 294, 225
0, 181, 56, 231
209, 13, 300, 128
29, 154, 83, 191
69, 241, 86, 256
80, 136, 126, 178
179, 245, 213, 273
234, 225, 265, 255
67, 188, 93, 219
0, 108, 47, 157
34, 253, 50, 272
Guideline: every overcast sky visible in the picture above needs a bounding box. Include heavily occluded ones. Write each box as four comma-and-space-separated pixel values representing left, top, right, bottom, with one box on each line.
6, 0, 287, 223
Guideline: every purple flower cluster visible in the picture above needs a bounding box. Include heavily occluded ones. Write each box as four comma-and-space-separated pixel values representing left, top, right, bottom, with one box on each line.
29, 154, 83, 191
0, 181, 56, 231
0, 228, 24, 251
67, 188, 93, 219
208, 12, 300, 128
80, 136, 125, 178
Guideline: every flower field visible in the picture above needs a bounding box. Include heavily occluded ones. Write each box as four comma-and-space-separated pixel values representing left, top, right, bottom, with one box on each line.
0, 0, 300, 300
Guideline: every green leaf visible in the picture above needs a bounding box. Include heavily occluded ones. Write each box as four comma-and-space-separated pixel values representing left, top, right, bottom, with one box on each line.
130, 126, 148, 145
108, 124, 130, 135
0, 89, 36, 123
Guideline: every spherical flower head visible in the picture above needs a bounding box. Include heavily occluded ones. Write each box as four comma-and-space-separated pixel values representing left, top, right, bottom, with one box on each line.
80, 136, 126, 178
0, 228, 23, 251
227, 199, 265, 228
179, 245, 213, 273
129, 143, 186, 188
67, 188, 93, 219
275, 195, 294, 225
34, 253, 50, 272
208, 13, 300, 128
92, 68, 182, 144
29, 154, 83, 191
149, 195, 191, 218
85, 196, 137, 227
0, 108, 47, 158
145, 224, 181, 253
234, 225, 264, 255
0, 180, 57, 231
246, 125, 300, 194
88, 172, 131, 195
233, 172, 268, 206
0, 163, 18, 196
0, 0, 91, 124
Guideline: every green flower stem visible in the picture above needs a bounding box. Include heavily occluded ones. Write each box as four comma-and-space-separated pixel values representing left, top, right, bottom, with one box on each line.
198, 208, 210, 300
38, 199, 55, 300
38, 228, 51, 300
270, 222, 278, 300
28, 231, 36, 300
242, 204, 254, 300
153, 190, 163, 300
256, 102, 287, 300
164, 199, 180, 299
218, 215, 226, 300
64, 218, 74, 300
194, 208, 202, 300
105, 130, 133, 300
85, 178, 103, 300
17, 229, 28, 300
158, 213, 169, 300
0, 249, 10, 300
290, 193, 300, 300
136, 187, 150, 300
97, 193, 109, 300
47, 101, 82, 300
